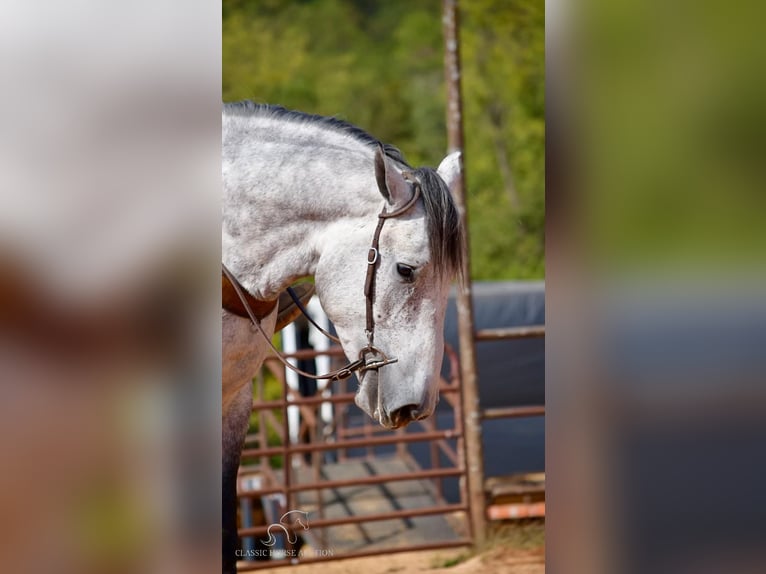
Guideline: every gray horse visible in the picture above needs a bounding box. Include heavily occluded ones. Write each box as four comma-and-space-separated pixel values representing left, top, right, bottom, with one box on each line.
222, 102, 463, 572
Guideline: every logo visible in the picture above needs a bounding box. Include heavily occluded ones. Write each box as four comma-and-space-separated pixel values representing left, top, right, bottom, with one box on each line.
261, 510, 311, 547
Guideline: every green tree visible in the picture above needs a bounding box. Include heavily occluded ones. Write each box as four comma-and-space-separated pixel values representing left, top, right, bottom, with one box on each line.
461, 0, 545, 278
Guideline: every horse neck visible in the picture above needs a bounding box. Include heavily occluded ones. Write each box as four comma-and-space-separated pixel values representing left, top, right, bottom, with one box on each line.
223, 148, 381, 300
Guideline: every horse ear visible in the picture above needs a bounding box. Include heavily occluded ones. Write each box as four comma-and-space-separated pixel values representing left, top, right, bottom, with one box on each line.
374, 144, 412, 207
437, 150, 462, 197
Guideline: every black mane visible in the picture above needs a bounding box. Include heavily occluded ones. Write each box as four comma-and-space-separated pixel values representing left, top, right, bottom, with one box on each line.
223, 101, 408, 166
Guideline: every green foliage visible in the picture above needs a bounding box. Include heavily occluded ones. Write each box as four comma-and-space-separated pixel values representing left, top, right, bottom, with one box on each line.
223, 0, 544, 279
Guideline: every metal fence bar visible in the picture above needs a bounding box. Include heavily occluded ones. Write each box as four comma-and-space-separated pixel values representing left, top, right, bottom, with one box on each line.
238, 466, 464, 500
251, 393, 356, 410
475, 326, 546, 341
287, 467, 463, 492
481, 406, 545, 420
241, 429, 461, 458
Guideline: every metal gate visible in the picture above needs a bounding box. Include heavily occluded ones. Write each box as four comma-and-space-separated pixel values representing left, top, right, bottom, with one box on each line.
235, 343, 473, 570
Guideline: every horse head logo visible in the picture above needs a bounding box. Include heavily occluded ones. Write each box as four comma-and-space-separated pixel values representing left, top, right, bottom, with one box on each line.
261, 510, 310, 547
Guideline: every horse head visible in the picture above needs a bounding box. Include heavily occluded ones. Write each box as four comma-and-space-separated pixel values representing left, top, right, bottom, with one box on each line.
315, 148, 464, 429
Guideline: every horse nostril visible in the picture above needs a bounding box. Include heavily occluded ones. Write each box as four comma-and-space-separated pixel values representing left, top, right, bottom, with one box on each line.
390, 404, 420, 427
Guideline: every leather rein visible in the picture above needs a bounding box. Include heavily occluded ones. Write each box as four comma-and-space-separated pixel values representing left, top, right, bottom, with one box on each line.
222, 181, 421, 382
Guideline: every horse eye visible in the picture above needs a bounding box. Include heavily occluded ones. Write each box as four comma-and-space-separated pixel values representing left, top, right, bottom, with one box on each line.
396, 263, 414, 280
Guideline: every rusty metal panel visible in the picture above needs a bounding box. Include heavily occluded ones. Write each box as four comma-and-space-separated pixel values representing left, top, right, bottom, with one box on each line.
236, 344, 471, 569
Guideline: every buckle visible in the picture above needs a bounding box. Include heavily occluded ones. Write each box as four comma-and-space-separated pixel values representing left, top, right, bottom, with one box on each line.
367, 247, 379, 265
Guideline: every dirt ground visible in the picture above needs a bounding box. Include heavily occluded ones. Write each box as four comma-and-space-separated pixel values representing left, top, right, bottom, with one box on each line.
253, 520, 545, 574
253, 546, 544, 574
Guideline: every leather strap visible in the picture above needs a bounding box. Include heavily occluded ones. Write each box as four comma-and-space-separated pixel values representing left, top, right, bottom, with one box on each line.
275, 284, 315, 332
363, 183, 421, 345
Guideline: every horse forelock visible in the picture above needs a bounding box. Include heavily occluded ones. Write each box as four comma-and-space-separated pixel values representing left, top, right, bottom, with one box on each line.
413, 168, 465, 283
224, 101, 464, 281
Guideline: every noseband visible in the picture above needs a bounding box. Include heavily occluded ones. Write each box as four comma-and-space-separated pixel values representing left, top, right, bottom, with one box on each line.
222, 181, 421, 382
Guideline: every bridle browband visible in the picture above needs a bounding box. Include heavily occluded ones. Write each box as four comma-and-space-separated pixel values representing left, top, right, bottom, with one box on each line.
222, 179, 422, 382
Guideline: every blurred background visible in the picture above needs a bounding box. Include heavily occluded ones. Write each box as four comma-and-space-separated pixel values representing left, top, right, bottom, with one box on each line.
547, 1, 766, 573
0, 1, 221, 573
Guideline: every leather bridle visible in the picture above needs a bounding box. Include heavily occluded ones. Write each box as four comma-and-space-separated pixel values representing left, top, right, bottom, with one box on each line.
222, 179, 421, 382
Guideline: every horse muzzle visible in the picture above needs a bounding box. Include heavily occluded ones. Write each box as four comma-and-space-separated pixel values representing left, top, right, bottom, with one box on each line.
354, 366, 435, 430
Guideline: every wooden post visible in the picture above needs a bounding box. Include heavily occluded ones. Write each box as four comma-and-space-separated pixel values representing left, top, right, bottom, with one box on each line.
442, 0, 486, 546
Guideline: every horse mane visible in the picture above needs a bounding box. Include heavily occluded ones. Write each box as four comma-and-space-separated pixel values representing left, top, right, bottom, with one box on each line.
410, 166, 465, 283
223, 101, 464, 281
